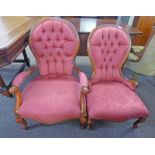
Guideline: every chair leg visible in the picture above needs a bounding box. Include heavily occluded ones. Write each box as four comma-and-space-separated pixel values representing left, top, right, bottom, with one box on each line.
87, 119, 93, 130
132, 117, 146, 129
15, 114, 27, 130
80, 115, 87, 129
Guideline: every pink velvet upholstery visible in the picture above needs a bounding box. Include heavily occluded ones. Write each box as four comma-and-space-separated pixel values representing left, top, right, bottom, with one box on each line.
19, 75, 81, 123
88, 26, 133, 88
87, 25, 149, 122
87, 82, 149, 121
12, 66, 36, 87
29, 18, 79, 76
73, 66, 88, 87
79, 71, 88, 87
12, 18, 88, 124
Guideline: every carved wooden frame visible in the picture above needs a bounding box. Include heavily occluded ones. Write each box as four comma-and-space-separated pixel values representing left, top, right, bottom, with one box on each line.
9, 85, 27, 129
73, 65, 88, 127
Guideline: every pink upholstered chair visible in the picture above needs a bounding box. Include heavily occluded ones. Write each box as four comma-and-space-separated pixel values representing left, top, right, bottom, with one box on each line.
9, 18, 88, 129
86, 25, 149, 129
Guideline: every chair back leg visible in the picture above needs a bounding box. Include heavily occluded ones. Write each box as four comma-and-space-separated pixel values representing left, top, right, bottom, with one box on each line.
133, 117, 146, 129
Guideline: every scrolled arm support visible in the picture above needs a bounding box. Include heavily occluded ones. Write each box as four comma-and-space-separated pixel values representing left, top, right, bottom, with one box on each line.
9, 66, 37, 114
73, 65, 88, 126
80, 86, 89, 117
9, 86, 27, 129
9, 86, 22, 114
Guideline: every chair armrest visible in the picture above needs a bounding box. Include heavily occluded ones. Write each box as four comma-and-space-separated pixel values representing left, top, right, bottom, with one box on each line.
9, 66, 36, 114
73, 65, 88, 93
73, 65, 88, 125
12, 66, 37, 88
121, 76, 139, 90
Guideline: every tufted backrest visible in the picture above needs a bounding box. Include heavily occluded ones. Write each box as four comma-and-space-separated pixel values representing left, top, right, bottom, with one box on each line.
87, 25, 131, 84
29, 18, 79, 76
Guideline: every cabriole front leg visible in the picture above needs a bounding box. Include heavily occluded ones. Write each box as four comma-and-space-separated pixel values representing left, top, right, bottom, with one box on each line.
9, 86, 27, 129
15, 113, 27, 129
80, 86, 88, 129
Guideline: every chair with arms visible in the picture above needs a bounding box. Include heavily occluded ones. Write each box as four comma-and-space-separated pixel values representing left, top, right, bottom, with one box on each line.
86, 25, 149, 129
9, 18, 88, 129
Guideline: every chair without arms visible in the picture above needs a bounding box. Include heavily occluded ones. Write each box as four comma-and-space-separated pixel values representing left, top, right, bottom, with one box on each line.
9, 18, 88, 129
87, 25, 149, 129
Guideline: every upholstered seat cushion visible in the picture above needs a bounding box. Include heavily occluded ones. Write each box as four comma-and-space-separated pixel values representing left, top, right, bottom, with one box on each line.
19, 75, 81, 124
87, 82, 149, 121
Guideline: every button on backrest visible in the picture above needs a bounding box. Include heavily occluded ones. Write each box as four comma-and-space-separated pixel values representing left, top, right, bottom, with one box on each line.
30, 18, 79, 76
89, 26, 131, 83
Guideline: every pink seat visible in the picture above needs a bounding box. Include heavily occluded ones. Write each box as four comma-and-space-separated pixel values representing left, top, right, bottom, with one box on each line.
19, 75, 81, 123
10, 18, 88, 129
87, 25, 149, 128
87, 82, 149, 122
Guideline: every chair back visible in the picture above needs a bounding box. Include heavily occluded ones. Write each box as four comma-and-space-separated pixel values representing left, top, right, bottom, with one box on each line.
29, 17, 79, 76
87, 25, 131, 84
